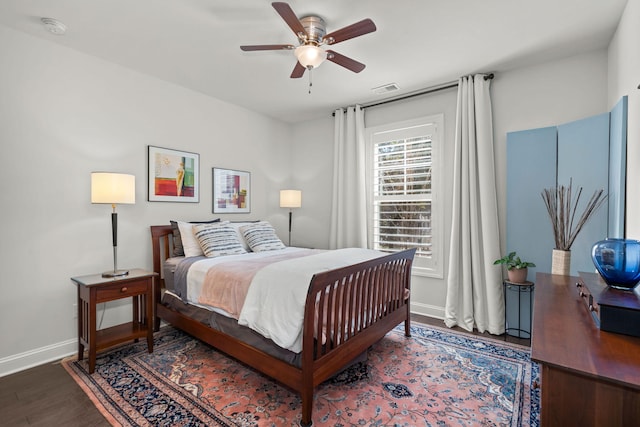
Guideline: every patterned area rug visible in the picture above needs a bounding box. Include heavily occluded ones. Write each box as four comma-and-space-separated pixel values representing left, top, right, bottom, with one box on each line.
63, 323, 539, 426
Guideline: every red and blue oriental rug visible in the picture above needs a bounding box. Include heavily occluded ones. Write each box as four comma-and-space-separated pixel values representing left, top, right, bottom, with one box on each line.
63, 323, 539, 426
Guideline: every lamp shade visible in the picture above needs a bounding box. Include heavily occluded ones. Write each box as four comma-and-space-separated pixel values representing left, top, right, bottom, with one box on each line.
294, 45, 326, 69
280, 190, 302, 208
91, 172, 136, 204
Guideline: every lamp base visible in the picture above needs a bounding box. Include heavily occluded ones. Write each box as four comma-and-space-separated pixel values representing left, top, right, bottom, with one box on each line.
101, 269, 130, 278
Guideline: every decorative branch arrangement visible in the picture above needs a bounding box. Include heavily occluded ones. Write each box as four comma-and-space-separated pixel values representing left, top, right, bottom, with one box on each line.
541, 179, 608, 251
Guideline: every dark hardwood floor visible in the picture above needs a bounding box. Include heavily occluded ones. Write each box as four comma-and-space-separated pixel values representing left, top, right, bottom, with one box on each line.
0, 360, 110, 426
0, 315, 529, 426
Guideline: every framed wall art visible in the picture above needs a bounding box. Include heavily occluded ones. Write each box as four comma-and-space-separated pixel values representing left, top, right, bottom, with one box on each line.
148, 145, 199, 202
213, 167, 250, 213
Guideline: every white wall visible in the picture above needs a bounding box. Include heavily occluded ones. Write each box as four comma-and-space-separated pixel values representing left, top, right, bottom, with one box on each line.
289, 115, 334, 249
608, 0, 640, 238
292, 50, 610, 320
0, 26, 293, 376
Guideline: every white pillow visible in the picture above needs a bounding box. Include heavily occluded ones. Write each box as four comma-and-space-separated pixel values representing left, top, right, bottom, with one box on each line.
193, 222, 247, 257
240, 221, 286, 252
176, 221, 204, 257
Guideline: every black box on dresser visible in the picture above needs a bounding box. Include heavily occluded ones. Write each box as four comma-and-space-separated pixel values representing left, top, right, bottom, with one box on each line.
577, 271, 640, 337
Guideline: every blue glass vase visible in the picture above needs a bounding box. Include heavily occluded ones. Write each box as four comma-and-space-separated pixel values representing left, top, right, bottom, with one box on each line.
591, 238, 640, 290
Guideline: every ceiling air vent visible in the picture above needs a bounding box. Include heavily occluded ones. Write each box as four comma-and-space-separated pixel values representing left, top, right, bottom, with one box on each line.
372, 83, 400, 95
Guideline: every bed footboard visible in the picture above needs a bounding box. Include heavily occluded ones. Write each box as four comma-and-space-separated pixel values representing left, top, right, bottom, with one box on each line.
299, 248, 416, 426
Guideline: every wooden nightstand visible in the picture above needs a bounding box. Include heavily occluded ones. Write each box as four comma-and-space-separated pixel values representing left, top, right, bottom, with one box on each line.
71, 269, 157, 374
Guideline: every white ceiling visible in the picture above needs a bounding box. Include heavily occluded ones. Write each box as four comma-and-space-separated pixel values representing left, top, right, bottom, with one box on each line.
0, 0, 628, 123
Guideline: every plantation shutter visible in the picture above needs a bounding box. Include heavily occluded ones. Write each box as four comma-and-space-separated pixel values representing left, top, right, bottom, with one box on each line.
372, 128, 433, 259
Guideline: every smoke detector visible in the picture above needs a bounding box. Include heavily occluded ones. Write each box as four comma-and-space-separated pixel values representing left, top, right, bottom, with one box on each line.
41, 18, 67, 35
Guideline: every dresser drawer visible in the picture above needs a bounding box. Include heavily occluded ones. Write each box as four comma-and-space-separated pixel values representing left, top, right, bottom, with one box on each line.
95, 279, 149, 303
576, 278, 600, 326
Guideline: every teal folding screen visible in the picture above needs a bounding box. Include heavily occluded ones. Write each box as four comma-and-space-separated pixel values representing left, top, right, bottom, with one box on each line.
506, 126, 557, 279
506, 96, 627, 278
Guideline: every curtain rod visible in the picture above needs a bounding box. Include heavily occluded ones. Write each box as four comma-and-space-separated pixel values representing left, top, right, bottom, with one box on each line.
333, 73, 494, 115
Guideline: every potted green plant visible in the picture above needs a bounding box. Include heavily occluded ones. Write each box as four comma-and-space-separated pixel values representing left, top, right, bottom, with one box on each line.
494, 252, 536, 283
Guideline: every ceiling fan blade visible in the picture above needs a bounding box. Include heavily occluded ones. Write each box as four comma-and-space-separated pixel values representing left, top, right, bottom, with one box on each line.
240, 44, 294, 51
326, 50, 366, 73
272, 2, 307, 39
323, 18, 376, 45
290, 62, 306, 78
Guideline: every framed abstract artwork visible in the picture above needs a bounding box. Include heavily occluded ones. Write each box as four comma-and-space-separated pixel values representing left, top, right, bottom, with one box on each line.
213, 167, 250, 213
148, 145, 199, 202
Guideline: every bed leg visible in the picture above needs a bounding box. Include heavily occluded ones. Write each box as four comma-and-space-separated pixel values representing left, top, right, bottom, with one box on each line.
405, 306, 411, 337
300, 390, 313, 426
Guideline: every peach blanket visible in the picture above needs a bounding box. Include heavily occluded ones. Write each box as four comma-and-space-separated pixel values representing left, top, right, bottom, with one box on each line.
197, 249, 319, 318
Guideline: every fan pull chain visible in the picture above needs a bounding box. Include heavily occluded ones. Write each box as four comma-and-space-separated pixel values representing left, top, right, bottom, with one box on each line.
308, 68, 313, 94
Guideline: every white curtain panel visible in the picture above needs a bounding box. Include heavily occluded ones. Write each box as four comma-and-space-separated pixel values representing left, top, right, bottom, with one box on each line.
330, 105, 368, 249
444, 75, 504, 334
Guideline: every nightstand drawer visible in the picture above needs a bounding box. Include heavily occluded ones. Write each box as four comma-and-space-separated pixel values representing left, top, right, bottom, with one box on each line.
95, 280, 149, 303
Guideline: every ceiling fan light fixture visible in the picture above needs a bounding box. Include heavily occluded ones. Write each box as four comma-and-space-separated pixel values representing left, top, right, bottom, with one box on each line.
241, 3, 376, 78
294, 45, 326, 69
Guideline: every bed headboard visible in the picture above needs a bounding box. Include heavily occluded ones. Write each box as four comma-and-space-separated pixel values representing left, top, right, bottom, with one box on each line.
150, 224, 173, 289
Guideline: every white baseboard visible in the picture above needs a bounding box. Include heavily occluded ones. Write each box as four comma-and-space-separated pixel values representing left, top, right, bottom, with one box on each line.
410, 301, 445, 320
0, 338, 76, 377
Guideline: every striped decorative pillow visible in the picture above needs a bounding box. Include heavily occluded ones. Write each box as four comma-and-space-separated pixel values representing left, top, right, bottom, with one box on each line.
171, 218, 220, 257
193, 223, 247, 257
240, 221, 286, 252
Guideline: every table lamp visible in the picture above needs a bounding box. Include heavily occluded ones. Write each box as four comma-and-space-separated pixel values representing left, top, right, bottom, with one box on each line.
280, 189, 302, 246
91, 172, 136, 277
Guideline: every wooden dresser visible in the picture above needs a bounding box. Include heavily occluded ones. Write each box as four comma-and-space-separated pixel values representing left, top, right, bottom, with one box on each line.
531, 273, 640, 426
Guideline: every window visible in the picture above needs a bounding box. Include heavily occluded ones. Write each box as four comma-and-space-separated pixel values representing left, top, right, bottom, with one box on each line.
366, 115, 443, 277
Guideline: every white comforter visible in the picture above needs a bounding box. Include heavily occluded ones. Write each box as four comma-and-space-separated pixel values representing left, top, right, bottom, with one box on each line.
186, 247, 384, 353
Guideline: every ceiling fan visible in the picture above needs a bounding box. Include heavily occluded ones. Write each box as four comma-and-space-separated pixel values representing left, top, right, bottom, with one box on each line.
240, 2, 376, 79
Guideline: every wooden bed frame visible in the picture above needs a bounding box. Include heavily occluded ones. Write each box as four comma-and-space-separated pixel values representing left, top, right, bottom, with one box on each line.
151, 224, 415, 426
